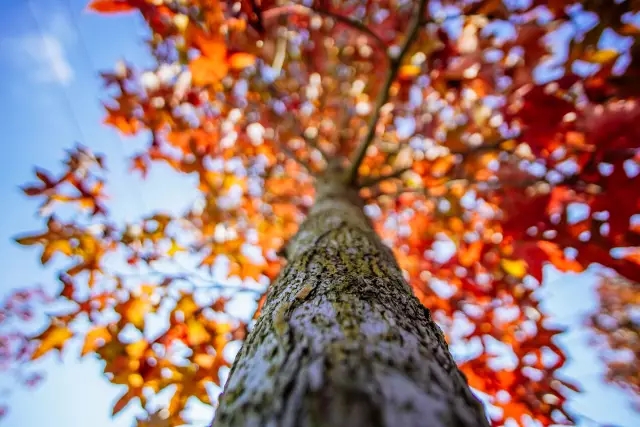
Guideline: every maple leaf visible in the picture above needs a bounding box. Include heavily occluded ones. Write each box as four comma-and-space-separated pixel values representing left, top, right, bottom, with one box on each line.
81, 326, 113, 356
188, 28, 228, 86
30, 323, 74, 360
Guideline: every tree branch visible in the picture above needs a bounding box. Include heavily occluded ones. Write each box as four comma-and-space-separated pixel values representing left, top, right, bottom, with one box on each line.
274, 132, 316, 175
266, 82, 330, 166
304, 134, 330, 163
263, 5, 387, 54
345, 0, 427, 185
363, 176, 547, 202
449, 137, 514, 158
262, 83, 320, 174
358, 166, 412, 188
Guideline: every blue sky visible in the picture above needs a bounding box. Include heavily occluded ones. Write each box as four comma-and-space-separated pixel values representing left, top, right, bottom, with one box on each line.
0, 1, 637, 426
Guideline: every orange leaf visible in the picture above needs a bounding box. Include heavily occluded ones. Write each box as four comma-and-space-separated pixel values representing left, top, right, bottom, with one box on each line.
104, 108, 139, 135
228, 52, 256, 70
188, 30, 228, 85
537, 241, 583, 273
186, 318, 211, 346
190, 56, 229, 86
87, 0, 135, 14
398, 64, 421, 80
624, 250, 640, 265
460, 241, 483, 267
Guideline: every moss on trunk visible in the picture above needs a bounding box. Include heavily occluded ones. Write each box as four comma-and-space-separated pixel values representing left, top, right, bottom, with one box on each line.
212, 169, 489, 427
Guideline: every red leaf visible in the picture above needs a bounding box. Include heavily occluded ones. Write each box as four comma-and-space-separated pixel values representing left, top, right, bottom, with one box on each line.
87, 0, 136, 13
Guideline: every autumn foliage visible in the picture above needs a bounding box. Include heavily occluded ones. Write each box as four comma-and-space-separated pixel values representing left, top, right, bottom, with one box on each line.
3, 0, 640, 425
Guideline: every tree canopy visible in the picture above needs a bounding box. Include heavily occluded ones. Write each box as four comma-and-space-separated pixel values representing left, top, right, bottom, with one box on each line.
3, 0, 640, 426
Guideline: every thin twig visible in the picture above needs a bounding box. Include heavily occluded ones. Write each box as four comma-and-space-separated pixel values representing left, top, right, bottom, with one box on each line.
345, 0, 428, 185
358, 166, 412, 188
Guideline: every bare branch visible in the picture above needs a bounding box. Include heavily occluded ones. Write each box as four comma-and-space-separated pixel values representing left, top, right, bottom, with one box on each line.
345, 0, 428, 185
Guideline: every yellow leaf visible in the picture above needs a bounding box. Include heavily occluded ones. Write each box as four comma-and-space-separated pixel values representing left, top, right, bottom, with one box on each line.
82, 326, 112, 356
583, 49, 619, 64
167, 240, 184, 256
500, 259, 528, 279
31, 324, 74, 360
126, 340, 148, 359
41, 240, 73, 264
175, 294, 199, 318
187, 318, 210, 346
128, 373, 144, 388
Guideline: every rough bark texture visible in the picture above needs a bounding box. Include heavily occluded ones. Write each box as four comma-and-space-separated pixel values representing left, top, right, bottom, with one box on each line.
213, 171, 489, 427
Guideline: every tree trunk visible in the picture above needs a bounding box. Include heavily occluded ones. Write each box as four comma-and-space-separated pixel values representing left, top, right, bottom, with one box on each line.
212, 170, 489, 427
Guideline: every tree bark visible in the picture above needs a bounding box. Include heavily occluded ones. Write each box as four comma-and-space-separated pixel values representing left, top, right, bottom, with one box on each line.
212, 170, 489, 427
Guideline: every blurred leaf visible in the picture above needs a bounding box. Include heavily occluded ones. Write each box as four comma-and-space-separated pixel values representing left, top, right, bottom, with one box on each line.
31, 324, 73, 360
81, 326, 112, 356
87, 0, 135, 14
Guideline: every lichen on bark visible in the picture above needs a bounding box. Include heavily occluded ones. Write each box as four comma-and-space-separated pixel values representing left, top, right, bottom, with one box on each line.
212, 168, 489, 427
